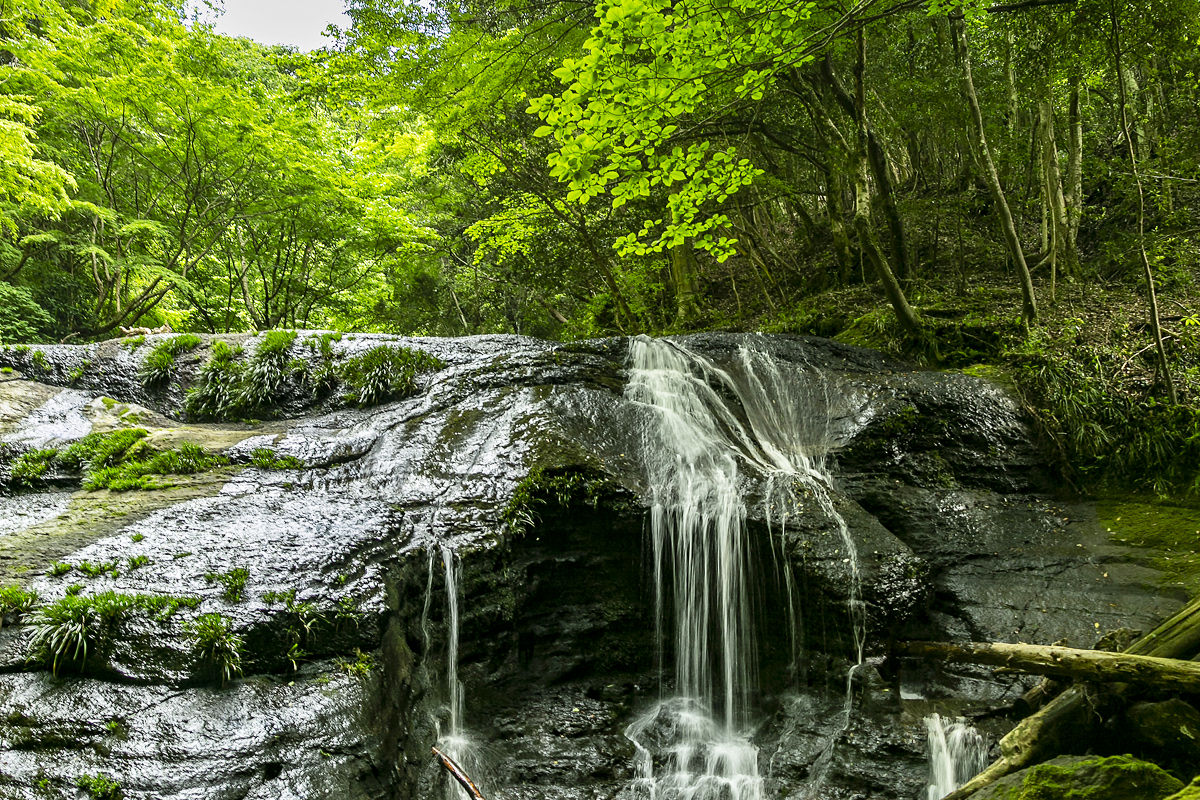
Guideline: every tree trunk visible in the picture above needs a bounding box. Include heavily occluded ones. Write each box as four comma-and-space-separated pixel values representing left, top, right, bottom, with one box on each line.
950, 12, 1037, 326
1113, 8, 1177, 404
1065, 71, 1084, 245
850, 30, 929, 348
1036, 95, 1076, 297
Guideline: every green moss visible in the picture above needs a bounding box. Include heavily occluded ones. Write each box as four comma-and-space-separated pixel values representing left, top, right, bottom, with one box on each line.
138, 334, 202, 388
977, 755, 1182, 800
1101, 498, 1200, 595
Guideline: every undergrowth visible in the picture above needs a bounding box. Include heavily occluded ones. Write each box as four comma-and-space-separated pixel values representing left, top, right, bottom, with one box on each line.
185, 612, 243, 685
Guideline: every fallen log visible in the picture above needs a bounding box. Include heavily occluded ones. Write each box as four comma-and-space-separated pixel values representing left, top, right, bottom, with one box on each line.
939, 594, 1200, 800
433, 746, 486, 800
896, 640, 1200, 692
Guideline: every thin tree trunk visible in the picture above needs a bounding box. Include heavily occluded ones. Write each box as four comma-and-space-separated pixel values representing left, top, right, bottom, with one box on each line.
1112, 6, 1177, 403
852, 30, 928, 346
950, 12, 1037, 326
1066, 71, 1084, 245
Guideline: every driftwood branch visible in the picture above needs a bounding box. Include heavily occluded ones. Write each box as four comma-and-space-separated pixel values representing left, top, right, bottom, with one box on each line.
897, 640, 1200, 692
433, 747, 486, 800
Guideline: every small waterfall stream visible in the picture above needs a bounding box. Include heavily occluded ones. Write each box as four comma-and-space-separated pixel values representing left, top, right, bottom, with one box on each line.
924, 714, 988, 800
624, 336, 864, 800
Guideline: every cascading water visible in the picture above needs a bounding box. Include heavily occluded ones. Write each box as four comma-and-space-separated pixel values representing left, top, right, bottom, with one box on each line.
432, 543, 482, 799
624, 336, 865, 800
924, 714, 988, 800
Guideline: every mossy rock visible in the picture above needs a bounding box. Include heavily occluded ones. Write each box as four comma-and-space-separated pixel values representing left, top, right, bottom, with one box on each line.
1100, 498, 1200, 595
1165, 777, 1200, 800
972, 755, 1183, 800
1121, 699, 1200, 779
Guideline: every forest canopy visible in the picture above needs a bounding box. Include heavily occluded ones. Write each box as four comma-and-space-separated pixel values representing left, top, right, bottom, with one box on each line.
1, 0, 1198, 492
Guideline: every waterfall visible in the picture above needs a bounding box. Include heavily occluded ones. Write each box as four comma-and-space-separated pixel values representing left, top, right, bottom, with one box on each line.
624, 336, 863, 800
433, 543, 480, 799
925, 714, 988, 800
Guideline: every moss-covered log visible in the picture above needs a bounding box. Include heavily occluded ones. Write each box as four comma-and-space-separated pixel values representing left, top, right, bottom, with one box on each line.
898, 639, 1200, 692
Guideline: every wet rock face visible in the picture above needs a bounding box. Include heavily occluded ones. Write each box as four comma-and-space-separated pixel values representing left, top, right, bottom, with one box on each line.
0, 333, 1180, 800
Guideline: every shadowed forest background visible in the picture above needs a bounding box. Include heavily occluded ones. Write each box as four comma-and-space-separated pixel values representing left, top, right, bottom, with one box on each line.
1, 0, 1197, 496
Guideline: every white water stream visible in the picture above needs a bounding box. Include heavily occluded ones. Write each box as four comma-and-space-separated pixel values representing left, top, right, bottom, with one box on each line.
924, 714, 988, 800
625, 336, 864, 800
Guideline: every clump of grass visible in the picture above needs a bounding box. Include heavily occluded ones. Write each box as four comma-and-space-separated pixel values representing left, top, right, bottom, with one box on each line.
138, 334, 202, 388
30, 350, 51, 372
76, 560, 119, 579
185, 613, 243, 686
339, 345, 443, 407
185, 341, 245, 420
0, 585, 38, 627
235, 330, 299, 412
249, 447, 305, 470
121, 335, 144, 352
205, 567, 249, 603
502, 467, 609, 534
9, 448, 58, 486
306, 331, 342, 358
335, 648, 374, 677
27, 593, 124, 675
126, 555, 150, 571
58, 429, 149, 473
83, 442, 228, 491
75, 773, 122, 800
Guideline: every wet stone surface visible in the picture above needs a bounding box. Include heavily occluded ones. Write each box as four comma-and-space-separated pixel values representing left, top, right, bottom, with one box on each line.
0, 332, 1180, 800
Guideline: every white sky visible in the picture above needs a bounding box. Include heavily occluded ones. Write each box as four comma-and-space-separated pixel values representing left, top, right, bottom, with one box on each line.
211, 0, 351, 51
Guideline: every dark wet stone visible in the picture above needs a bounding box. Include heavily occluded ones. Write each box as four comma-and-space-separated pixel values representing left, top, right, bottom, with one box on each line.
0, 333, 1183, 800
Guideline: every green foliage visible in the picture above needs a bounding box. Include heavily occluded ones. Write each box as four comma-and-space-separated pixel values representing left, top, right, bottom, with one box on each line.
47, 562, 71, 577
57, 429, 149, 473
121, 336, 145, 352
126, 555, 150, 571
138, 334, 203, 388
249, 448, 305, 470
338, 345, 443, 407
74, 774, 123, 800
9, 448, 58, 486
76, 560, 118, 579
335, 648, 374, 677
26, 592, 133, 675
502, 467, 609, 534
184, 341, 245, 420
83, 442, 228, 491
0, 585, 38, 623
205, 567, 249, 603
185, 613, 243, 686
234, 331, 299, 412
0, 284, 54, 344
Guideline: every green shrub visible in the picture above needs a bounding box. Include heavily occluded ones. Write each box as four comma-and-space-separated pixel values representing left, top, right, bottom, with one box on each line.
185, 613, 243, 685
185, 341, 245, 420
138, 334, 203, 388
339, 345, 443, 407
